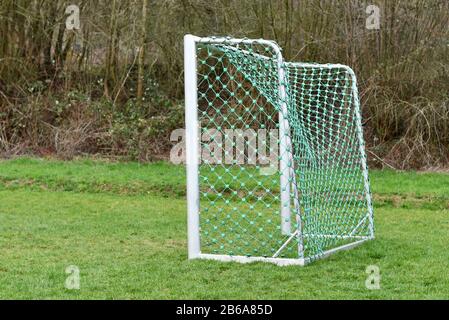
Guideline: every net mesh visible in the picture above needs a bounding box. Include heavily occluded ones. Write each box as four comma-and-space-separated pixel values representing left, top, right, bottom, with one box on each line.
194, 37, 373, 262
285, 63, 373, 260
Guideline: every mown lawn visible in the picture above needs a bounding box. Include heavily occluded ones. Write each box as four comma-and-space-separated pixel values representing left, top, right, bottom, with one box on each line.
0, 157, 448, 299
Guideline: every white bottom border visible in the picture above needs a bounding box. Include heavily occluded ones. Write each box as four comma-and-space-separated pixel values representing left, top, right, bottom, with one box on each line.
191, 238, 373, 267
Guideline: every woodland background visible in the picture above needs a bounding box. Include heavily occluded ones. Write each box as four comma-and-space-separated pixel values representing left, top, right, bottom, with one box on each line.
0, 0, 448, 169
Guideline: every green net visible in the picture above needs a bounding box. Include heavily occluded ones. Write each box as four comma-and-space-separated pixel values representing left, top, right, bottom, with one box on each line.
285, 62, 374, 260
194, 37, 373, 263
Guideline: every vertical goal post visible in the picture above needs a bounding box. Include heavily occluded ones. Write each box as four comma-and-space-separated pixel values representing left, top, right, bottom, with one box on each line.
184, 35, 374, 266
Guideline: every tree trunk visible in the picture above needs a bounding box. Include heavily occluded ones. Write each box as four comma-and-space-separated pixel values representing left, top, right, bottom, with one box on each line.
136, 0, 148, 106
104, 0, 118, 99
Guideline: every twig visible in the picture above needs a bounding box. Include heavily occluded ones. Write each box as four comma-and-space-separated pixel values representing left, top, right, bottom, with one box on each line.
367, 149, 397, 170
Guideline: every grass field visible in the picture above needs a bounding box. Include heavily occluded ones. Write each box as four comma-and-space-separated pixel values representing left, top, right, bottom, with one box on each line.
0, 157, 448, 299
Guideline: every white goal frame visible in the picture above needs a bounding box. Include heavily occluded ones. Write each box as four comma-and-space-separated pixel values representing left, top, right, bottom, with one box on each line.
184, 34, 374, 266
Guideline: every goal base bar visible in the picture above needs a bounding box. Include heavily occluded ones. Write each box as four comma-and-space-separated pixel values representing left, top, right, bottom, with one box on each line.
192, 238, 372, 267
196, 253, 306, 266
305, 237, 373, 263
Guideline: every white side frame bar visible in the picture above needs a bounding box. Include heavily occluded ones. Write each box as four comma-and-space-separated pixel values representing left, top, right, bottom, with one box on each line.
185, 34, 201, 259
347, 67, 375, 239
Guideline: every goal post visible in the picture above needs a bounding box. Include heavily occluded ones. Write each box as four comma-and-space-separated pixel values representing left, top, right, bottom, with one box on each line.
184, 34, 201, 259
184, 35, 374, 266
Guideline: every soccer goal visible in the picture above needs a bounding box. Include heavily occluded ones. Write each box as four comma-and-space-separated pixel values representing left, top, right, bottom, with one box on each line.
184, 34, 374, 266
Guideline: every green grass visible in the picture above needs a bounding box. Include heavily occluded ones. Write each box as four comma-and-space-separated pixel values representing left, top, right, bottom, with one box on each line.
0, 157, 448, 299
